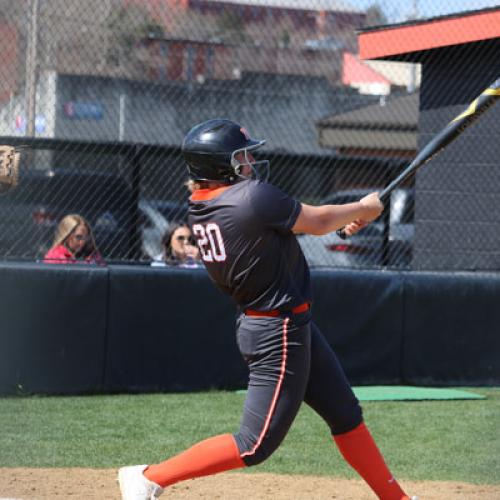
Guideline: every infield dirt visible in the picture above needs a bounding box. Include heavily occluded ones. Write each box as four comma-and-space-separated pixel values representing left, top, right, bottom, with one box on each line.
1, 468, 500, 499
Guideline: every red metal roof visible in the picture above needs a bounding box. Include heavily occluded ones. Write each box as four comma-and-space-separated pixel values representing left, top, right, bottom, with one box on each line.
342, 52, 390, 85
359, 8, 500, 60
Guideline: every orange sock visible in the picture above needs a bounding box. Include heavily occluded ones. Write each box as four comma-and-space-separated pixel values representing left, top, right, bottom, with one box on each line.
333, 422, 409, 500
144, 433, 245, 488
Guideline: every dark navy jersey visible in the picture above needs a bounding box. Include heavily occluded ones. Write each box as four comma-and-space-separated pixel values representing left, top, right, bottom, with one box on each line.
188, 179, 311, 311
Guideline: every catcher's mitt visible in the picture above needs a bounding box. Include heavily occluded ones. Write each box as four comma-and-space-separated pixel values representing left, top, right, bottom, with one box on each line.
0, 145, 20, 193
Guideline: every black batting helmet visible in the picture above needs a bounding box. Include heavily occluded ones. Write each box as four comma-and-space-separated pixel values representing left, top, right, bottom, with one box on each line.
182, 119, 266, 183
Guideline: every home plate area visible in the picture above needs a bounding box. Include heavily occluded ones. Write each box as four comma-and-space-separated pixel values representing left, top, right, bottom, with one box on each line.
1, 469, 500, 499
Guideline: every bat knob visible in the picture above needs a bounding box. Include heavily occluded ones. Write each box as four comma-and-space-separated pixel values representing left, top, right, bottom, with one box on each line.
336, 228, 347, 239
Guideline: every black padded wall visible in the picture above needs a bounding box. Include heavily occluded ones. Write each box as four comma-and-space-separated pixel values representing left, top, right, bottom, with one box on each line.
402, 271, 500, 385
311, 270, 404, 384
0, 263, 108, 394
104, 265, 246, 392
1, 264, 499, 395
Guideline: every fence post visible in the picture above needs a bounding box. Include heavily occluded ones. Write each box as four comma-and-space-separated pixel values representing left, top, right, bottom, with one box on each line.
381, 164, 393, 267
126, 144, 143, 260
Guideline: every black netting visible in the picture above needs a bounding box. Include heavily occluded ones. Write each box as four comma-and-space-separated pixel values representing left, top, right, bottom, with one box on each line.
0, 0, 499, 270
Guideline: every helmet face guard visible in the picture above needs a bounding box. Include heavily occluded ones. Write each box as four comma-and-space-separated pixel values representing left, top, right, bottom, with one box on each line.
231, 142, 270, 182
182, 119, 269, 183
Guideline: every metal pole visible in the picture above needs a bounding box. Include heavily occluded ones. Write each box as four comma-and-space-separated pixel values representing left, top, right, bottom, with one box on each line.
127, 145, 142, 260
407, 0, 419, 93
25, 0, 39, 137
119, 94, 125, 141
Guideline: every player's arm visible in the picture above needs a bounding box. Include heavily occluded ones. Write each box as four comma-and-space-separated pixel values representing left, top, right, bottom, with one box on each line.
292, 192, 383, 236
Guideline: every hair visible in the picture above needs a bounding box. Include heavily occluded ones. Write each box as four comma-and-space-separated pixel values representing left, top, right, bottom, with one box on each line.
51, 214, 98, 256
161, 222, 191, 264
188, 179, 227, 190
184, 179, 196, 192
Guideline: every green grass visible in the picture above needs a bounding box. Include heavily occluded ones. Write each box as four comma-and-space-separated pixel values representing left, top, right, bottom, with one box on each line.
0, 388, 499, 484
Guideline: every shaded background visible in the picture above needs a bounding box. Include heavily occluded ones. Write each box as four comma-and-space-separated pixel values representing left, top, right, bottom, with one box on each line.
0, 0, 498, 270
0, 1, 499, 394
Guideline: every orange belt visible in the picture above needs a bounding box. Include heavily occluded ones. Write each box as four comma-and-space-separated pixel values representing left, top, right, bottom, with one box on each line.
245, 302, 310, 318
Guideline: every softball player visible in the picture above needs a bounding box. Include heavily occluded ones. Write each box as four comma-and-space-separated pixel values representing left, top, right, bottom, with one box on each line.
119, 119, 417, 500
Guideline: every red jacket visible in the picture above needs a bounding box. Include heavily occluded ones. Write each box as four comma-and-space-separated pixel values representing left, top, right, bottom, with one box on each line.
44, 244, 104, 265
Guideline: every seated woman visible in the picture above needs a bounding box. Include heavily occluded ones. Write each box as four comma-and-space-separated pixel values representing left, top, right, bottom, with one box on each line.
153, 223, 201, 268
44, 214, 104, 264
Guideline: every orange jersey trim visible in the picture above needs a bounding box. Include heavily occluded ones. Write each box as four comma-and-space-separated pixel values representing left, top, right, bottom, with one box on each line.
190, 186, 232, 201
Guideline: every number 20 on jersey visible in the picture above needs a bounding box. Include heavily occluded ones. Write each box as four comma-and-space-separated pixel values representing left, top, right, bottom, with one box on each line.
192, 223, 227, 262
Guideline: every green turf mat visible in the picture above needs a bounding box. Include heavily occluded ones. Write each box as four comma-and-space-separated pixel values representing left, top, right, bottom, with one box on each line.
352, 386, 485, 401
236, 386, 486, 400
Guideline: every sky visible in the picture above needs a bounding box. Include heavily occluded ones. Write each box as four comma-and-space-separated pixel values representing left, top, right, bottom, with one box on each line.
221, 0, 499, 20
349, 0, 500, 22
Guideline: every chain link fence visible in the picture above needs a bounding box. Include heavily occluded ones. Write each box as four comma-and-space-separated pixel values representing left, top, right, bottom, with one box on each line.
0, 0, 498, 270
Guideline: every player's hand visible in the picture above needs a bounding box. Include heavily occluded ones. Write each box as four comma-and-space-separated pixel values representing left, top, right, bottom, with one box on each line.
343, 219, 368, 237
185, 243, 200, 260
359, 192, 383, 222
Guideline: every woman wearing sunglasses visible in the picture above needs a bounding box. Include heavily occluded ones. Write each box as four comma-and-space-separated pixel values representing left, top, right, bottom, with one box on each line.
155, 222, 201, 267
44, 214, 103, 265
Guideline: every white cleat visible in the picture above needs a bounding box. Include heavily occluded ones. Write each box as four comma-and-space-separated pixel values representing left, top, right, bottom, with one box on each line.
410, 496, 419, 500
118, 464, 164, 500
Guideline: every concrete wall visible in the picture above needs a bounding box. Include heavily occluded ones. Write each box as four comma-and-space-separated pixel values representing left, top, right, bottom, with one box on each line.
0, 70, 376, 156
53, 72, 375, 155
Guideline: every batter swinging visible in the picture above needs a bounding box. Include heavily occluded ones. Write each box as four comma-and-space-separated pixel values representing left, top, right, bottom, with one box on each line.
118, 119, 417, 500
